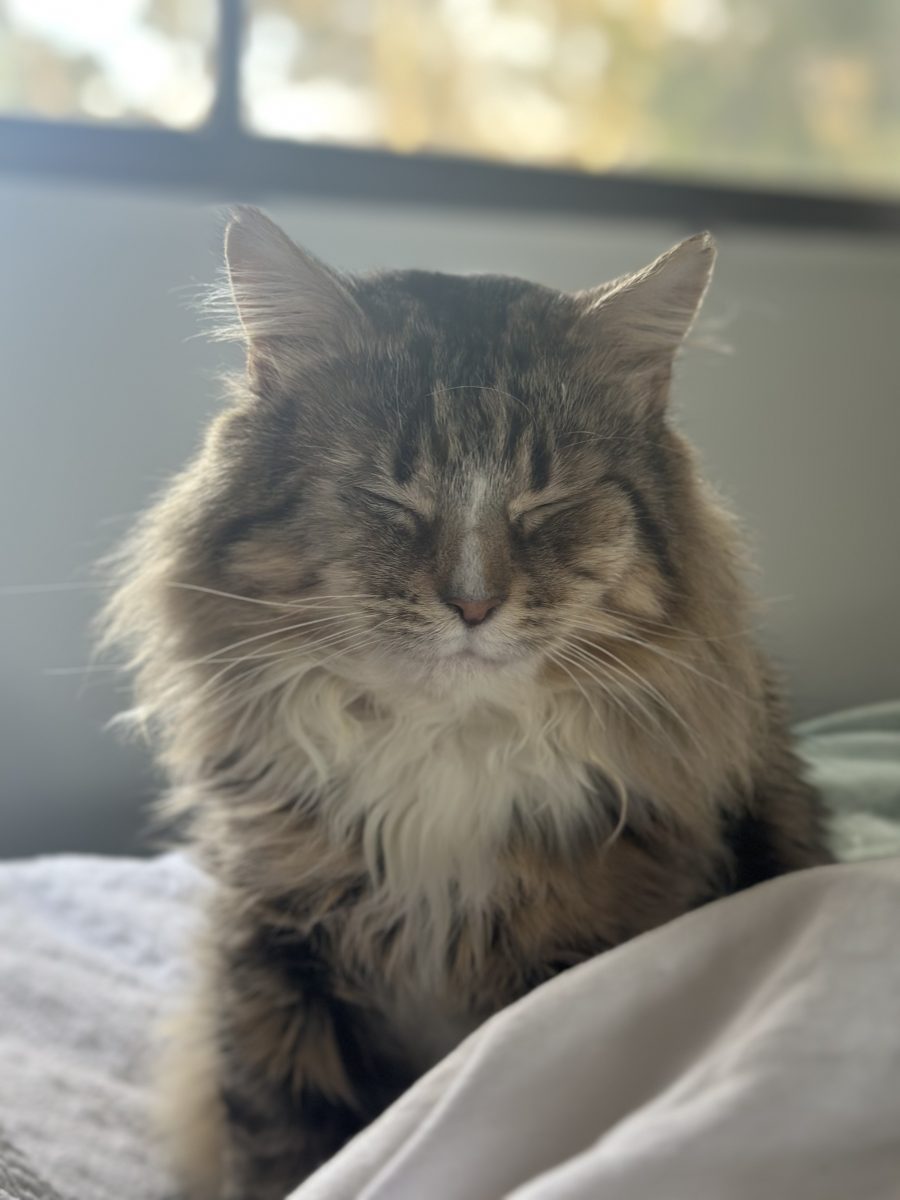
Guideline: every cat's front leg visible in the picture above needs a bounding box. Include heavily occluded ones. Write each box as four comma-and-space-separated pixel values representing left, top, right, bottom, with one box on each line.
160, 919, 397, 1200
215, 1028, 362, 1200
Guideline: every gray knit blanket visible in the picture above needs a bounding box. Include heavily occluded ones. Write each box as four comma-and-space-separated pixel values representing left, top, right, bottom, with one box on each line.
0, 854, 206, 1200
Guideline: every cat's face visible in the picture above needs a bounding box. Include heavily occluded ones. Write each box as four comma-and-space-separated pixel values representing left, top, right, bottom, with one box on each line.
191, 210, 715, 695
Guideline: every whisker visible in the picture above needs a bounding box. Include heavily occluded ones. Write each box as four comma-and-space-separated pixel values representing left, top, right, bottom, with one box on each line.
556, 429, 667, 450
601, 612, 758, 646
553, 642, 683, 758
559, 604, 757, 645
213, 625, 392, 721
166, 582, 378, 610
314, 629, 389, 669
218, 603, 370, 629
543, 648, 630, 849
182, 612, 367, 671
202, 614, 404, 713
565, 636, 706, 760
195, 658, 281, 714
43, 611, 363, 677
599, 630, 752, 702
193, 620, 373, 706
556, 635, 701, 766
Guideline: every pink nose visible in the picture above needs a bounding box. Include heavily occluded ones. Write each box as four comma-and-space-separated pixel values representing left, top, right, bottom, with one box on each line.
445, 597, 504, 626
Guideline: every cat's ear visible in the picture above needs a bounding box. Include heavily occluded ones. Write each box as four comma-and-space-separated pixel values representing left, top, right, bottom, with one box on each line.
575, 233, 715, 402
222, 206, 367, 392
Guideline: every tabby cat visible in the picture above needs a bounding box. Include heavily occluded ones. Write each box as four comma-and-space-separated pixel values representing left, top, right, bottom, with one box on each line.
102, 208, 830, 1199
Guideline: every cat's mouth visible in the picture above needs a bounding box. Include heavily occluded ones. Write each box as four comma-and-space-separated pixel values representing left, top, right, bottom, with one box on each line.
438, 644, 525, 672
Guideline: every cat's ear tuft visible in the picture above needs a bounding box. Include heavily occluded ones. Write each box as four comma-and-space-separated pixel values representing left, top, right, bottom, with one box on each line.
579, 232, 716, 365
222, 206, 367, 392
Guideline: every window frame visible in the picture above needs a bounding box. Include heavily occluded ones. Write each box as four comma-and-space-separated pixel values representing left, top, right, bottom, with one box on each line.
1, 0, 899, 235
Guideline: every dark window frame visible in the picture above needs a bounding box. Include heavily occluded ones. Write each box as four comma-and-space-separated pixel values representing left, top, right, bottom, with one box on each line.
2, 0, 899, 236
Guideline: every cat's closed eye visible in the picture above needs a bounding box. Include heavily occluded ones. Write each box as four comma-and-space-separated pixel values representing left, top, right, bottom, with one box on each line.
511, 496, 589, 534
351, 486, 423, 526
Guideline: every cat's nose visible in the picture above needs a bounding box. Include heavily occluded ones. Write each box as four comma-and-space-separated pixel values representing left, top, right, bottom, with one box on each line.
443, 596, 504, 626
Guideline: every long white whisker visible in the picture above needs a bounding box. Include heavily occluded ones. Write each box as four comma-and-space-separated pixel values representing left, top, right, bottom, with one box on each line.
600, 630, 751, 702
201, 614, 399, 713
220, 597, 385, 628
553, 643, 674, 751
544, 648, 629, 849
311, 620, 394, 667
184, 613, 366, 670
563, 636, 703, 756
566, 635, 688, 720
181, 624, 367, 715
166, 582, 378, 610
558, 605, 756, 646
190, 620, 373, 707
555, 640, 696, 768
44, 611, 364, 677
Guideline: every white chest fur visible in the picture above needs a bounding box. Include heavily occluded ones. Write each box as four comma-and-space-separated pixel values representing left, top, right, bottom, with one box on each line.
269, 666, 617, 918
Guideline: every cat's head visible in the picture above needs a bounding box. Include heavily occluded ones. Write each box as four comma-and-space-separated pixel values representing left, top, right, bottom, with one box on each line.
154, 209, 722, 699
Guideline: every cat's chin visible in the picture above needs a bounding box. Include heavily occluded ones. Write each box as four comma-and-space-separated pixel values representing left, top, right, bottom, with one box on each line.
422, 647, 539, 694
419, 655, 538, 703
442, 647, 512, 670
433, 649, 517, 681
348, 642, 538, 699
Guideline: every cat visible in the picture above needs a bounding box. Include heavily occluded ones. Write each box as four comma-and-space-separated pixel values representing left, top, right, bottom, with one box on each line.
101, 207, 831, 1199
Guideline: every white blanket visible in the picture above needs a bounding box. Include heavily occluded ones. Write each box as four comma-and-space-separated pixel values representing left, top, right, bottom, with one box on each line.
293, 858, 900, 1200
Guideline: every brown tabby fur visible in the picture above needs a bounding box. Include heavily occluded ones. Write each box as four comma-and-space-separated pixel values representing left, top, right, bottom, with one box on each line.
101, 209, 831, 1199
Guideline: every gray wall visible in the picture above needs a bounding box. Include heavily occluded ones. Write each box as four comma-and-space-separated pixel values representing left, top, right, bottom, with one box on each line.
2, 175, 899, 857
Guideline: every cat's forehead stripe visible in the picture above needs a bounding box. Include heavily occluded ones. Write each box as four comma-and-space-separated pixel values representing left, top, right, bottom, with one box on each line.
391, 385, 541, 485
501, 404, 526, 467
392, 395, 428, 484
530, 430, 552, 492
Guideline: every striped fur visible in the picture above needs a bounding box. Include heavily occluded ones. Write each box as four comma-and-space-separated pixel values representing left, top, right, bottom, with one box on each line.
101, 210, 830, 1199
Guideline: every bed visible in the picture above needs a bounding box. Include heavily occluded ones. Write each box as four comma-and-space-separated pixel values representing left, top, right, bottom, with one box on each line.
2, 702, 899, 1200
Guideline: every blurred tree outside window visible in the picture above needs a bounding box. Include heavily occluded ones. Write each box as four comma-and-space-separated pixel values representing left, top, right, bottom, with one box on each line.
0, 0, 216, 128
243, 0, 900, 198
2, 0, 900, 200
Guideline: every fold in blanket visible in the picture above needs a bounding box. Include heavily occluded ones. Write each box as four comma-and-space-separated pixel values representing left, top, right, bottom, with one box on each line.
292, 858, 900, 1200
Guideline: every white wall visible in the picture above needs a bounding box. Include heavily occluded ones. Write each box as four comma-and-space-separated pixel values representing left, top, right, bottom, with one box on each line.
2, 175, 899, 856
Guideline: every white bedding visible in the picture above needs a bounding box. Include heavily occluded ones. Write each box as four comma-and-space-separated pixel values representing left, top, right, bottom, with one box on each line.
2, 702, 900, 1199
293, 858, 900, 1200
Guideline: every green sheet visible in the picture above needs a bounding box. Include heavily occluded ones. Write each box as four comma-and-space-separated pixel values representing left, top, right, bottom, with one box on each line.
797, 700, 900, 862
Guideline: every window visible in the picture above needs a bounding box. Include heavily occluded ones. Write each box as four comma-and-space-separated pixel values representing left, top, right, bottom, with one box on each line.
243, 0, 900, 200
2, 0, 899, 219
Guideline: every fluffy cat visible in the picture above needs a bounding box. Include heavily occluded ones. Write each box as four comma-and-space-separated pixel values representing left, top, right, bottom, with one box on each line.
101, 208, 830, 1199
